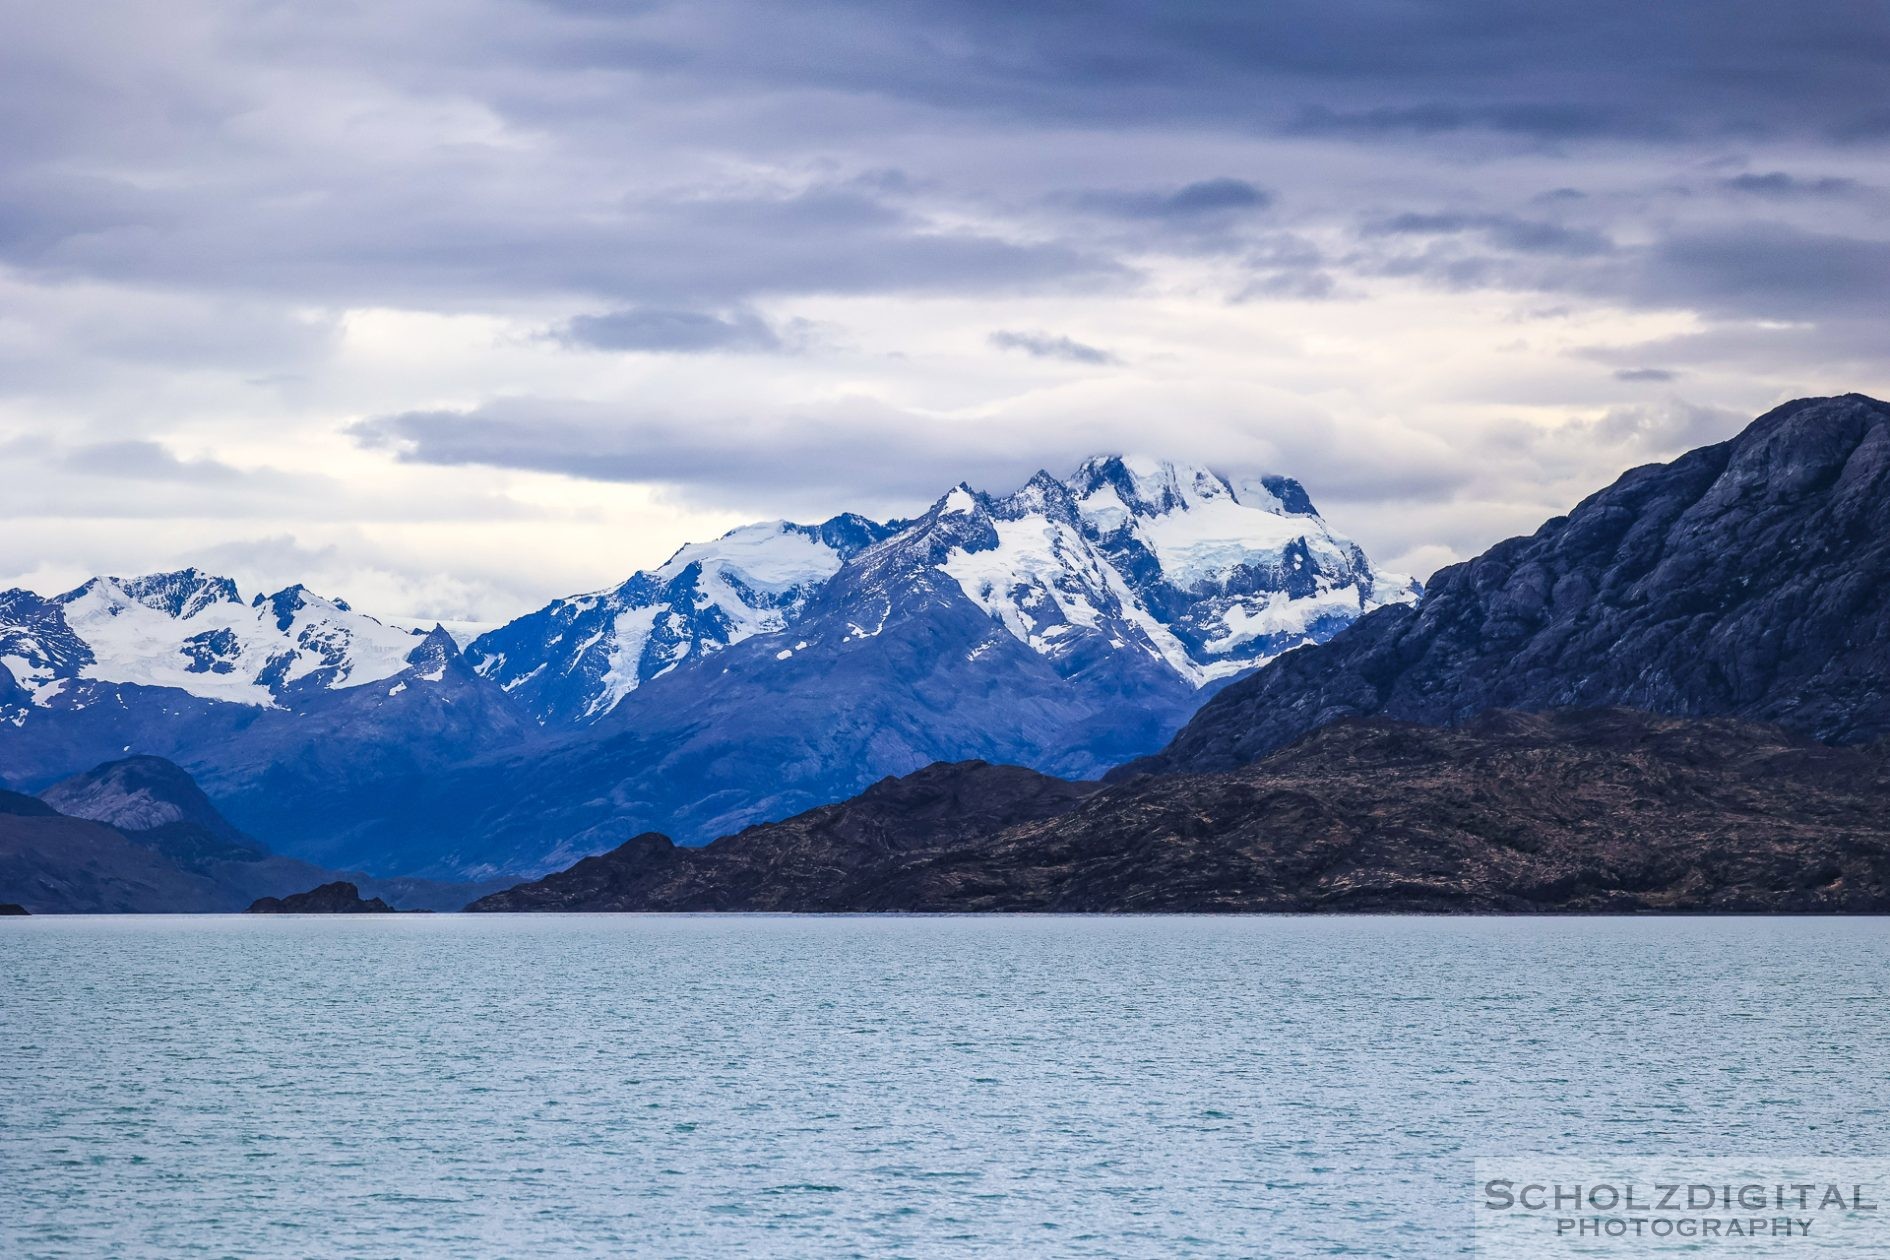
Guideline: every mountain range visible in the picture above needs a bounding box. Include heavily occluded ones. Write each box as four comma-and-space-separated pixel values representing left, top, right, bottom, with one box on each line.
10, 393, 1890, 913
0, 456, 1412, 879
472, 392, 1890, 914
469, 709, 1890, 913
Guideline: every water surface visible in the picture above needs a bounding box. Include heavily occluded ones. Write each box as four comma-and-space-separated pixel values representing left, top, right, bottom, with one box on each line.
3, 915, 1885, 1257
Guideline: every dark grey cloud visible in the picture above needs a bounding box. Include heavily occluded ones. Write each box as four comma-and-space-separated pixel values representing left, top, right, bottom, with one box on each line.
1829, 108, 1890, 144
553, 307, 785, 353
494, 1, 1890, 145
1288, 102, 1668, 145
988, 329, 1118, 364
1577, 321, 1890, 376
1363, 212, 1614, 258
1614, 368, 1678, 383
1639, 223, 1890, 321
1077, 178, 1271, 220
0, 174, 1127, 307
0, 0, 1880, 326
1721, 171, 1862, 197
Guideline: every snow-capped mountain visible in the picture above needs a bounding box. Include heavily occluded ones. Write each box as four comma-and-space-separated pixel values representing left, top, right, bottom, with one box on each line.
466, 514, 904, 723
332, 458, 1419, 875
0, 453, 1416, 877
1065, 457, 1416, 674
0, 568, 430, 710
917, 456, 1413, 686
467, 457, 1415, 726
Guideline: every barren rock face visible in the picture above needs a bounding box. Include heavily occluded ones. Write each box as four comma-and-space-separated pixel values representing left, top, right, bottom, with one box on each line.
1133, 393, 1890, 777
246, 882, 393, 914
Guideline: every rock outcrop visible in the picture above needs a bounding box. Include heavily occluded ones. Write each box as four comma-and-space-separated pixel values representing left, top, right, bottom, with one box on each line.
246, 881, 394, 914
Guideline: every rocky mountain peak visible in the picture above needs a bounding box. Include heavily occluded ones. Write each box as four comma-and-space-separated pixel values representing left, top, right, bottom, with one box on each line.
404, 625, 464, 680
39, 753, 245, 841
65, 568, 243, 620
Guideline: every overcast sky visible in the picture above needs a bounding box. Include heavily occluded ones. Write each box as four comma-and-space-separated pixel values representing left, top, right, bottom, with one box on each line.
3, 0, 1887, 622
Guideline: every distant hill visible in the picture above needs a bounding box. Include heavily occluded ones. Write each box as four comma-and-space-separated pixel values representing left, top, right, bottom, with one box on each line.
469, 709, 1890, 913
0, 756, 499, 913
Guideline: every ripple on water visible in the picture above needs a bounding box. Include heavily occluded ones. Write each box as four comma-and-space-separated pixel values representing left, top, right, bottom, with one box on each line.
1, 914, 1887, 1257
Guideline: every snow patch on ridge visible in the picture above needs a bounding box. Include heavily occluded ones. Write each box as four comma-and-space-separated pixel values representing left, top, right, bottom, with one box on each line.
467, 515, 906, 723
47, 573, 424, 707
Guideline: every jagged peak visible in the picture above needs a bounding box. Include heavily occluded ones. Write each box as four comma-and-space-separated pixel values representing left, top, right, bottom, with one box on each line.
814, 511, 909, 557
991, 468, 1081, 522
935, 483, 981, 518
1248, 474, 1319, 517
253, 583, 370, 631
1064, 455, 1332, 521
1068, 455, 1230, 514
61, 568, 243, 618
403, 624, 463, 680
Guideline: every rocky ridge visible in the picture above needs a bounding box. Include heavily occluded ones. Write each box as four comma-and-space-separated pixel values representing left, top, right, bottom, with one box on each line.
1132, 393, 1890, 777
470, 709, 1890, 913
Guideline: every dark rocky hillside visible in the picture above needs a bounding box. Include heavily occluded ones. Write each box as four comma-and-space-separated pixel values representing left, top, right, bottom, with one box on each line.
468, 761, 1097, 911
247, 881, 394, 914
470, 709, 1890, 913
0, 803, 235, 913
1130, 393, 1890, 777
1, 757, 500, 912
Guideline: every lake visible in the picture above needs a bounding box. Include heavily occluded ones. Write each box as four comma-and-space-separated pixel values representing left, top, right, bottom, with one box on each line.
3, 915, 1887, 1257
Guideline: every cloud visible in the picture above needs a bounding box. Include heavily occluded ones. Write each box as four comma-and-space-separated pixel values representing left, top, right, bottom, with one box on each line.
1720, 172, 1861, 197
0, 175, 1130, 307
347, 381, 1481, 526
1238, 270, 1337, 300
1639, 223, 1890, 321
1077, 178, 1272, 220
1829, 109, 1890, 143
1363, 212, 1614, 258
6, 0, 1890, 620
1585, 399, 1749, 451
988, 329, 1118, 364
1288, 102, 1668, 145
552, 307, 786, 353
61, 441, 252, 484
1613, 368, 1678, 383
349, 398, 1055, 509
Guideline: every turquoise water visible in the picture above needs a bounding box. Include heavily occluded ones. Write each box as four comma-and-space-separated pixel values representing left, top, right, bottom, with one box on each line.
2, 915, 1886, 1257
